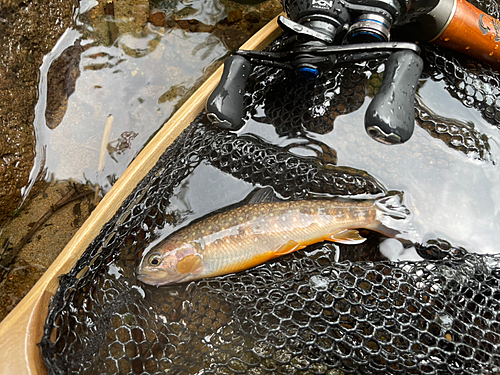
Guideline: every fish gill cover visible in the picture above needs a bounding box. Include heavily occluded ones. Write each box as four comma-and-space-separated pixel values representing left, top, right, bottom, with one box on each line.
40, 1, 500, 374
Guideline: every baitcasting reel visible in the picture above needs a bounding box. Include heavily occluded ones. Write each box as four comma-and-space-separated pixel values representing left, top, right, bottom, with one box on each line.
206, 0, 500, 144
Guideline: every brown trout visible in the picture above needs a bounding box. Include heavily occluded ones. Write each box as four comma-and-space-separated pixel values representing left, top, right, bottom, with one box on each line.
136, 194, 409, 286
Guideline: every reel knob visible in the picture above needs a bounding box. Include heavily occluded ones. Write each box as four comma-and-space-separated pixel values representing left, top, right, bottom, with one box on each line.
206, 55, 252, 131
365, 49, 423, 144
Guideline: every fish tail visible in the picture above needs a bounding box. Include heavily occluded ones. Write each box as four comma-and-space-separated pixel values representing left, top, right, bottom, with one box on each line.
375, 192, 410, 220
368, 192, 414, 241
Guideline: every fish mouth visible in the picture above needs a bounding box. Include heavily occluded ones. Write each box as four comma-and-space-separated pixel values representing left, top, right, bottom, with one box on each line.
136, 268, 192, 287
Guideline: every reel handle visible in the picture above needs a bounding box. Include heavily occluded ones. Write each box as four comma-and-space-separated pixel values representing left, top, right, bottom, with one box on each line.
206, 55, 252, 131
365, 49, 423, 145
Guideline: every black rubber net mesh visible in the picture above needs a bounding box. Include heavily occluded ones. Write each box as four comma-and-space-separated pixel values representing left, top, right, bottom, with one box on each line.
40, 1, 500, 373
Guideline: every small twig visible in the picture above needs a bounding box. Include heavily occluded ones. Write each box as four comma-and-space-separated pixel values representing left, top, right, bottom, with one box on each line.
95, 115, 114, 205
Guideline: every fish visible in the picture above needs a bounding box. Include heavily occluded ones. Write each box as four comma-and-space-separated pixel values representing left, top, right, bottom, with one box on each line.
136, 190, 410, 286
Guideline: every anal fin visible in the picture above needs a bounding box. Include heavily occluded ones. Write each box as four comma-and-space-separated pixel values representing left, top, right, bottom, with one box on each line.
328, 229, 366, 245
274, 240, 306, 256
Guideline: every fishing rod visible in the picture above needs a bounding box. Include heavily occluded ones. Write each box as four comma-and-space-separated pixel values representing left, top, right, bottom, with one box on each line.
206, 0, 500, 145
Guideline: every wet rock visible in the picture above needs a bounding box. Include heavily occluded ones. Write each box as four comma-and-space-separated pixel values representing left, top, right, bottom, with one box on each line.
244, 11, 260, 23
188, 20, 200, 32
149, 9, 166, 27
0, 181, 94, 321
161, 0, 282, 51
0, 0, 78, 225
45, 41, 84, 130
114, 0, 149, 34
166, 18, 177, 28
227, 9, 243, 23
0, 259, 45, 321
177, 19, 190, 30
220, 27, 250, 50
195, 22, 215, 33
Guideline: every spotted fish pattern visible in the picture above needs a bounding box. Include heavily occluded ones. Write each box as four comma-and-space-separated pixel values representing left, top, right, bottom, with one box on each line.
136, 195, 408, 286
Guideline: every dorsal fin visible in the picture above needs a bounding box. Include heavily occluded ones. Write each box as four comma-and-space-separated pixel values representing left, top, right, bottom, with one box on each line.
246, 187, 283, 204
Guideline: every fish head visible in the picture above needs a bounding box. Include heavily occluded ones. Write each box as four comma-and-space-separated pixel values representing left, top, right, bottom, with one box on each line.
136, 240, 204, 286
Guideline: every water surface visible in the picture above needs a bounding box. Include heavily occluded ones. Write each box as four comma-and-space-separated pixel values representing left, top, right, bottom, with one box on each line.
32, 0, 228, 195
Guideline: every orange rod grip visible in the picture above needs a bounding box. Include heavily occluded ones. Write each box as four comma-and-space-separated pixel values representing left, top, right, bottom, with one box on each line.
434, 0, 500, 67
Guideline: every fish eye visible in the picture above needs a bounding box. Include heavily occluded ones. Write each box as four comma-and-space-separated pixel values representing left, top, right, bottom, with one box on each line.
148, 253, 162, 266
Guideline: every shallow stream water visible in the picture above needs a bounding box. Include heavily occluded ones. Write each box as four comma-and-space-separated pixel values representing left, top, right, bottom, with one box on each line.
0, 0, 282, 321
35, 1, 500, 373
32, 0, 228, 194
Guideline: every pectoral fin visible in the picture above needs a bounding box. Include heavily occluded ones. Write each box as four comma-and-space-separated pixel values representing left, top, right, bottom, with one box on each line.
177, 254, 203, 274
328, 229, 366, 245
